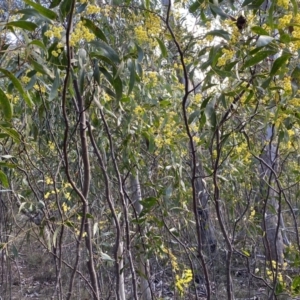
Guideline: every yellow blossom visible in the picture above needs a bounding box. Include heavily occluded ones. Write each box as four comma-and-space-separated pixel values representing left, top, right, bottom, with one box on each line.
86, 4, 101, 14
48, 141, 55, 151
44, 192, 51, 199
21, 76, 30, 84
51, 50, 59, 57
45, 177, 53, 185
70, 21, 96, 46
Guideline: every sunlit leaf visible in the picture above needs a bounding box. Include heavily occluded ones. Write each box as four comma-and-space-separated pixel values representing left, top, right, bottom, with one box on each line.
156, 37, 168, 58
7, 21, 37, 31
244, 50, 277, 68
0, 170, 9, 188
206, 29, 230, 41
24, 0, 58, 20
270, 53, 291, 77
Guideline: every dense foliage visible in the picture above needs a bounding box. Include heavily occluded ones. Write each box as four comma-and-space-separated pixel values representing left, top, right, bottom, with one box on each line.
0, 0, 300, 299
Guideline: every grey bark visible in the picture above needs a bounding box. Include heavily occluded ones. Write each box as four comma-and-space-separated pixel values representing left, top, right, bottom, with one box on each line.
259, 126, 284, 265
130, 172, 152, 300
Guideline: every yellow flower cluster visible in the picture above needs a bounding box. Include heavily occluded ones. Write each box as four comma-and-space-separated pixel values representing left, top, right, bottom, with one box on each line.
48, 141, 55, 151
218, 48, 234, 66
278, 14, 292, 29
33, 84, 46, 94
44, 25, 64, 39
45, 176, 53, 185
155, 112, 179, 149
282, 76, 292, 95
5, 93, 19, 104
277, 0, 289, 9
193, 93, 202, 105
62, 202, 70, 212
234, 141, 251, 164
134, 105, 144, 115
146, 14, 161, 35
143, 71, 158, 86
288, 98, 300, 106
51, 42, 64, 57
134, 25, 148, 43
70, 21, 95, 46
21, 75, 30, 84
175, 269, 193, 296
160, 246, 179, 271
86, 4, 101, 15
134, 13, 162, 44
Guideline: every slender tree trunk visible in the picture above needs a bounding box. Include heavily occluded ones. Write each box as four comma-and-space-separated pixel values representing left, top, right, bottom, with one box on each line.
259, 126, 284, 265
130, 172, 152, 300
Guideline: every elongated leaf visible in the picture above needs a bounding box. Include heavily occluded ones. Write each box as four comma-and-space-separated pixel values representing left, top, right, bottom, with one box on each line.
291, 0, 298, 15
0, 88, 12, 120
81, 18, 108, 43
206, 29, 230, 41
49, 68, 59, 101
28, 40, 47, 51
0, 68, 33, 107
251, 26, 269, 35
205, 104, 216, 129
128, 59, 135, 95
270, 53, 291, 77
156, 37, 168, 58
60, 0, 72, 18
93, 61, 100, 85
209, 4, 229, 19
90, 41, 120, 64
189, 0, 203, 13
50, 0, 62, 8
7, 21, 37, 31
0, 170, 9, 188
24, 0, 57, 20
244, 50, 277, 68
0, 125, 20, 143
113, 76, 123, 101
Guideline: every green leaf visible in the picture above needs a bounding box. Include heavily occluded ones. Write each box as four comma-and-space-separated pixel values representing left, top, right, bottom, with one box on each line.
128, 59, 135, 95
6, 21, 38, 31
0, 68, 34, 107
188, 110, 200, 124
155, 37, 168, 58
60, 0, 72, 18
24, 0, 58, 20
206, 29, 230, 41
0, 170, 9, 188
209, 4, 229, 19
90, 41, 120, 65
242, 0, 257, 6
270, 53, 291, 77
243, 50, 277, 68
0, 88, 12, 121
93, 61, 100, 85
0, 125, 20, 143
292, 276, 300, 292
49, 68, 59, 101
205, 104, 216, 129
251, 26, 269, 35
28, 40, 47, 52
50, 0, 62, 8
291, 0, 298, 15
113, 76, 123, 101
81, 18, 108, 43
189, 0, 204, 13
